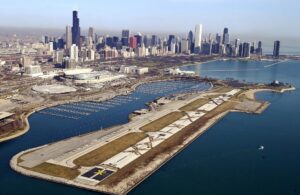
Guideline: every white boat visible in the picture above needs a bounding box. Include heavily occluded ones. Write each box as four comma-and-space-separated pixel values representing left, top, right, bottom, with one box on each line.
258, 146, 264, 150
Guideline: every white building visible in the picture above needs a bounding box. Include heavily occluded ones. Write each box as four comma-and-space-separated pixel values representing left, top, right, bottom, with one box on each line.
181, 39, 189, 54
54, 50, 64, 64
120, 65, 149, 75
70, 44, 79, 62
24, 65, 43, 77
87, 49, 95, 61
66, 25, 72, 50
194, 24, 203, 53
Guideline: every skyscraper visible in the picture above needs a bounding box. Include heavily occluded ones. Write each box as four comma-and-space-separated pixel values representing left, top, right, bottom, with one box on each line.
88, 27, 95, 42
216, 33, 222, 44
130, 37, 137, 49
222, 28, 229, 45
256, 41, 263, 56
70, 44, 79, 62
72, 10, 81, 47
181, 38, 189, 54
188, 30, 194, 53
167, 35, 175, 51
194, 24, 203, 53
66, 25, 72, 50
151, 35, 158, 46
273, 40, 280, 58
242, 42, 251, 58
121, 30, 130, 46
122, 30, 130, 39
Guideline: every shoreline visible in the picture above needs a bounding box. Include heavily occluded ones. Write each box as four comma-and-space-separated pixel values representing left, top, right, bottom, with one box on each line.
244, 86, 296, 100
0, 77, 178, 143
10, 86, 295, 194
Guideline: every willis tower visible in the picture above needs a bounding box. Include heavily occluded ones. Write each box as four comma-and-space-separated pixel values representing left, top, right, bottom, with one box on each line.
72, 10, 81, 47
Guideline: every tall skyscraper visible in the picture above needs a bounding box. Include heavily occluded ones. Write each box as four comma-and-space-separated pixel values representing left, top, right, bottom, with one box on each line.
273, 40, 280, 58
66, 25, 72, 50
134, 34, 143, 47
88, 27, 95, 42
242, 42, 251, 58
151, 35, 158, 46
72, 10, 81, 47
256, 41, 263, 56
222, 28, 229, 45
167, 35, 175, 51
122, 30, 130, 38
216, 33, 222, 44
194, 24, 203, 53
181, 38, 189, 54
130, 37, 137, 49
188, 30, 194, 53
121, 30, 130, 46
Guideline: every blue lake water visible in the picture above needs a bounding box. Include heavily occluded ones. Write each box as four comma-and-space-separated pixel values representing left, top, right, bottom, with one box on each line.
131, 60, 300, 195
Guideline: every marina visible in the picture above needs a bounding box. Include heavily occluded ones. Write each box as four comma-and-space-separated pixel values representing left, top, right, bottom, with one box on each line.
1, 60, 300, 195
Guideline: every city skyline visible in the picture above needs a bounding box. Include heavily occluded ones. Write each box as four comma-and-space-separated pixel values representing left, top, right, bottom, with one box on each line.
0, 0, 299, 39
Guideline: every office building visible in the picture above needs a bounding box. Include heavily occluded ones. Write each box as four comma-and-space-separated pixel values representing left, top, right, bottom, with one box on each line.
72, 10, 81, 47
273, 40, 280, 58
88, 27, 95, 42
70, 44, 79, 62
222, 28, 229, 45
256, 41, 263, 56
194, 24, 203, 53
130, 37, 137, 49
188, 30, 194, 53
66, 25, 72, 50
181, 38, 189, 54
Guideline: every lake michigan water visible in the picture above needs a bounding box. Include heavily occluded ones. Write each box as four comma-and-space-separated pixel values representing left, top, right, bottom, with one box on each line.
1, 59, 300, 195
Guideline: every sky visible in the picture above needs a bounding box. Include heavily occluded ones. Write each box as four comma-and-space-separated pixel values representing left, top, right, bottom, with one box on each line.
0, 0, 300, 40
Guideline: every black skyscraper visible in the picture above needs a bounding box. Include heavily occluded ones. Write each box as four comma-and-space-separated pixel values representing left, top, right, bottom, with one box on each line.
188, 31, 194, 53
273, 40, 280, 58
222, 28, 229, 45
72, 11, 81, 47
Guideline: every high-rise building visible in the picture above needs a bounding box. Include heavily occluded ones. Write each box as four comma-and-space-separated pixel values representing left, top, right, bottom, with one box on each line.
188, 30, 194, 53
121, 30, 130, 46
202, 42, 212, 55
130, 37, 137, 49
70, 44, 79, 62
181, 39, 189, 54
216, 33, 222, 44
242, 42, 251, 58
88, 27, 95, 42
273, 40, 280, 58
143, 35, 151, 48
194, 24, 203, 53
256, 41, 263, 56
134, 34, 143, 47
122, 30, 130, 39
72, 10, 81, 47
167, 35, 175, 51
222, 28, 229, 45
234, 38, 240, 48
66, 25, 72, 50
151, 35, 158, 46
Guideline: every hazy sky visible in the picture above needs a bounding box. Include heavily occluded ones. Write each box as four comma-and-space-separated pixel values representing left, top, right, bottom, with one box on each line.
1, 0, 300, 38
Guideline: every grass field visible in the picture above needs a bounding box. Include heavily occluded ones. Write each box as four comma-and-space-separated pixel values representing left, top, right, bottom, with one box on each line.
30, 163, 80, 180
99, 113, 210, 187
211, 86, 233, 93
140, 112, 185, 132
179, 98, 209, 112
73, 132, 147, 167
